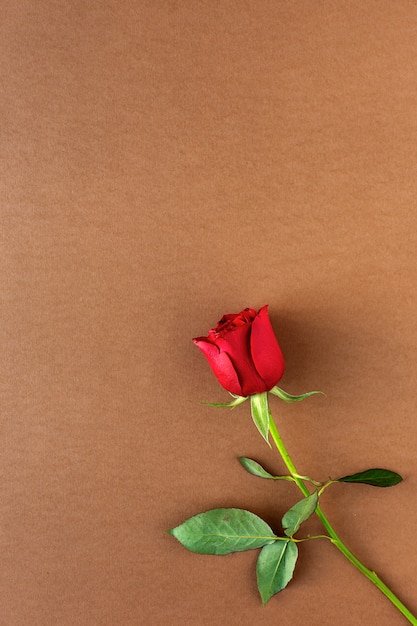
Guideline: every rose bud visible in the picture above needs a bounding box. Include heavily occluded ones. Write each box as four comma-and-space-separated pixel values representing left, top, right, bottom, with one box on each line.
193, 305, 285, 397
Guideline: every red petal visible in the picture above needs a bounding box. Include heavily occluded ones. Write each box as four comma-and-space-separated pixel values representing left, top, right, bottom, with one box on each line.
193, 338, 243, 395
214, 324, 268, 396
250, 305, 285, 390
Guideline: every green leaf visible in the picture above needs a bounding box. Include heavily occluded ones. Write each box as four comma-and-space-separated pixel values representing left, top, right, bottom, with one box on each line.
168, 508, 276, 555
250, 392, 270, 445
238, 457, 276, 479
238, 457, 294, 482
282, 491, 318, 537
270, 386, 324, 403
337, 468, 403, 487
256, 540, 298, 605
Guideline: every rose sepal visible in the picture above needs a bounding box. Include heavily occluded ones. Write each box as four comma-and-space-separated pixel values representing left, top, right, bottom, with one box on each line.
250, 392, 271, 445
270, 386, 325, 403
201, 394, 248, 409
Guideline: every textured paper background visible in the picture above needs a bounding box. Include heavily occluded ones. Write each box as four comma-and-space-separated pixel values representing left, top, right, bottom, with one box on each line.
2, 1, 417, 624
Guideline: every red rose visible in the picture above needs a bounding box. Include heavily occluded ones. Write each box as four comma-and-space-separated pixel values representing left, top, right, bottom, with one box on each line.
193, 305, 285, 397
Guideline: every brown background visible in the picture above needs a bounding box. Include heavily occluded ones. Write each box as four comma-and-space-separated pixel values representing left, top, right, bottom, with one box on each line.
2, 1, 417, 625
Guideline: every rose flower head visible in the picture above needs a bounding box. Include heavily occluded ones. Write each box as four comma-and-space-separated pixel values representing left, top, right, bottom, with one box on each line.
193, 305, 284, 397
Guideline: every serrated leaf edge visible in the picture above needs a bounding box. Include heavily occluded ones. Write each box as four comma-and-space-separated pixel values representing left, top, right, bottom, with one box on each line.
257, 540, 298, 605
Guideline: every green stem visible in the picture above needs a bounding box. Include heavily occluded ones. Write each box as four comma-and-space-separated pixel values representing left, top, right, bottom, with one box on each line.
268, 415, 417, 625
